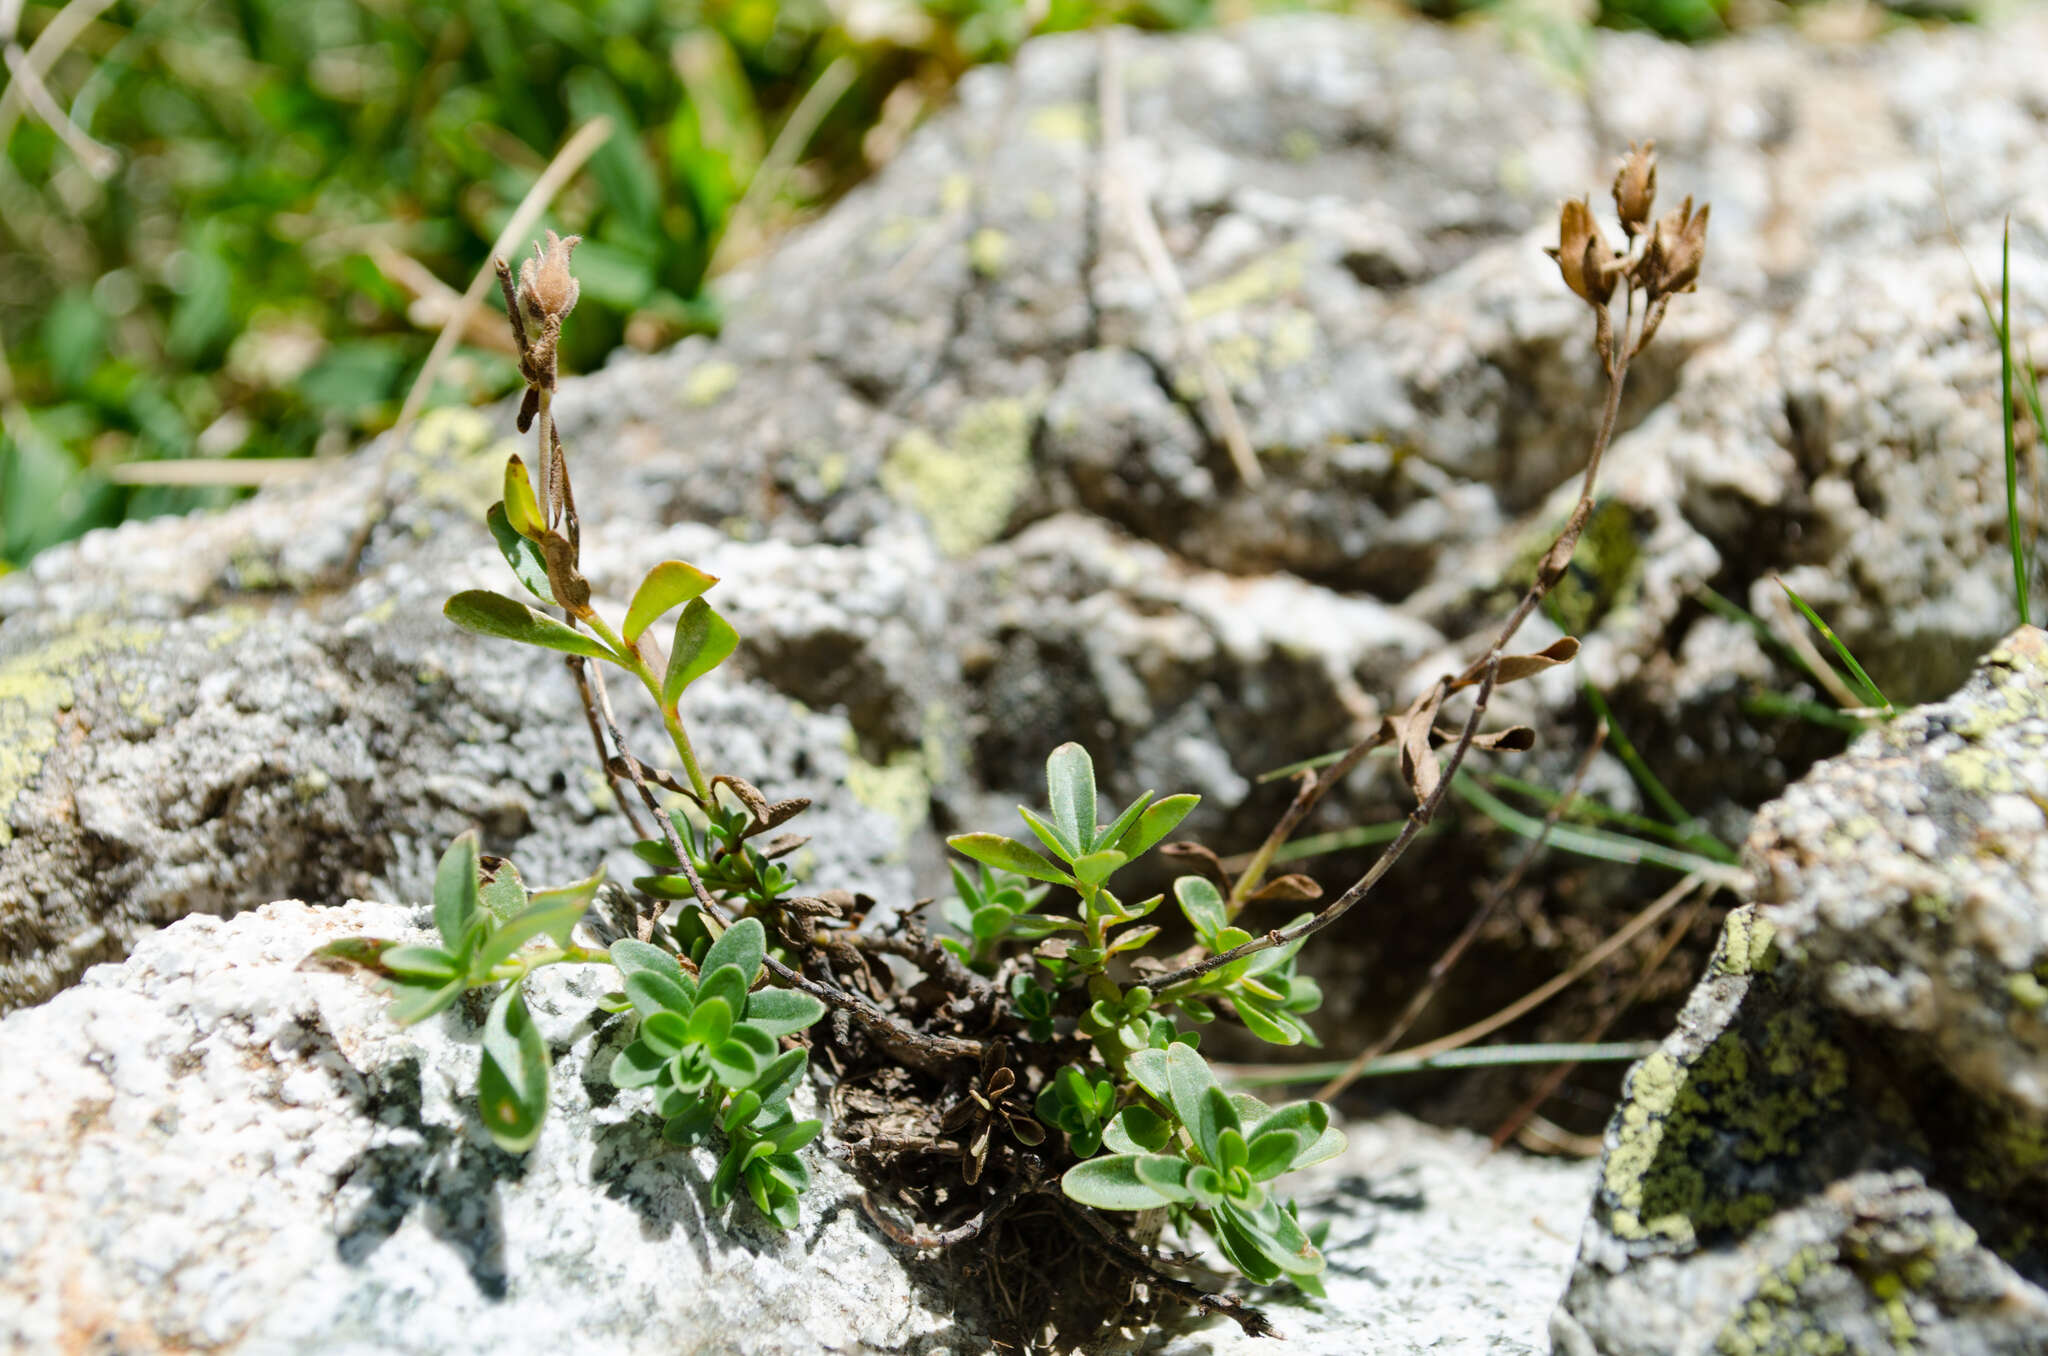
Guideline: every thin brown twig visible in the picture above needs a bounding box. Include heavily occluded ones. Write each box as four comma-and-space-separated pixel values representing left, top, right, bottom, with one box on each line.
1227, 731, 1390, 915
1315, 723, 1609, 1101
1488, 888, 1706, 1152
1140, 659, 1501, 994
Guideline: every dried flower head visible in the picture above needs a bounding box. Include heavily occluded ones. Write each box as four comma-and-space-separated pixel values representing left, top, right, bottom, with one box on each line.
518, 230, 581, 322
1612, 141, 1657, 238
1547, 197, 1617, 309
1644, 197, 1709, 299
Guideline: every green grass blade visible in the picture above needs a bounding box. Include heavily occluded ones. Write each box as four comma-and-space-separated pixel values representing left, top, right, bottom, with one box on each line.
1578, 681, 1693, 830
2000, 222, 2031, 627
1484, 772, 1738, 864
1452, 774, 1742, 881
1220, 1040, 1660, 1089
1775, 578, 1890, 713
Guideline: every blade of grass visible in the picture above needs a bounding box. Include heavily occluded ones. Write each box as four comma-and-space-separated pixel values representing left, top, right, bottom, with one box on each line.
1576, 680, 1704, 834
1775, 577, 1890, 714
1453, 773, 1746, 886
1741, 690, 1867, 734
1219, 1040, 1660, 1089
1484, 771, 1738, 863
1999, 221, 2032, 628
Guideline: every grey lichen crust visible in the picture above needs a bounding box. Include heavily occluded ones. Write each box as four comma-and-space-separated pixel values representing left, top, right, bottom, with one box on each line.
0, 898, 1595, 1355
1554, 631, 2048, 1356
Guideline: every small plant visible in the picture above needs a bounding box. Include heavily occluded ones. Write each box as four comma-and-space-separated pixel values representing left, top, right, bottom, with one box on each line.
313, 141, 1710, 1339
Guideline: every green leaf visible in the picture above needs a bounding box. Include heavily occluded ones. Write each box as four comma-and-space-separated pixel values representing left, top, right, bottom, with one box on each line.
750, 1047, 808, 1108
709, 1028, 770, 1088
1192, 1085, 1241, 1167
1241, 1196, 1325, 1277
685, 995, 735, 1047
663, 598, 739, 703
1115, 793, 1200, 859
1234, 997, 1303, 1047
1017, 804, 1080, 863
444, 591, 615, 661
478, 859, 527, 926
381, 945, 460, 982
433, 832, 481, 953
1103, 1105, 1172, 1155
947, 834, 1073, 887
1135, 1153, 1197, 1203
1246, 1100, 1327, 1144
723, 1088, 763, 1133
1175, 876, 1227, 943
1294, 1122, 1348, 1170
624, 969, 696, 1019
487, 503, 556, 602
472, 865, 605, 973
1061, 1154, 1178, 1210
1105, 924, 1159, 956
1006, 913, 1079, 939
609, 1039, 666, 1089
388, 975, 465, 1026
663, 1097, 718, 1146
1211, 1203, 1284, 1285
478, 983, 550, 1153
624, 560, 718, 644
1164, 1042, 1220, 1141
1095, 791, 1156, 861
697, 964, 748, 1018
745, 987, 825, 1037
1126, 1048, 1171, 1105
610, 938, 686, 983
969, 903, 1015, 942
307, 936, 400, 972
1045, 742, 1098, 852
701, 917, 766, 986
640, 1010, 691, 1058
1071, 849, 1127, 887
1246, 1128, 1302, 1182
503, 454, 544, 539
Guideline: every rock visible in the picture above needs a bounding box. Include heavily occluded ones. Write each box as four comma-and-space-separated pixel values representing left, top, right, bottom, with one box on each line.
0, 897, 1593, 1354
7, 6, 2048, 1118
1552, 629, 2048, 1355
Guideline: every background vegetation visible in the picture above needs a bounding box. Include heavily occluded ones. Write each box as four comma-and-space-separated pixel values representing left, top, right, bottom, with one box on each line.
0, 0, 1979, 569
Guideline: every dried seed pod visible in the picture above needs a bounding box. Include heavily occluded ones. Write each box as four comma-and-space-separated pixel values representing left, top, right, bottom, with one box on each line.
1612, 141, 1657, 239
1546, 197, 1615, 308
1646, 197, 1709, 299
517, 230, 582, 322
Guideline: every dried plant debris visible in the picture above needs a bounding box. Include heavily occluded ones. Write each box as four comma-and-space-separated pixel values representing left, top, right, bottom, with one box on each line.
316, 145, 1707, 1346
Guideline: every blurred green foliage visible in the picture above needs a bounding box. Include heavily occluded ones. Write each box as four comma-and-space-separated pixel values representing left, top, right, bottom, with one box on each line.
0, 0, 1969, 568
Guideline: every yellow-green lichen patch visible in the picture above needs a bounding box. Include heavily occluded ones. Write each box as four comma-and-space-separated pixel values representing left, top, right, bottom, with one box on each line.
0, 620, 165, 846
880, 399, 1035, 556
843, 743, 930, 859
1027, 104, 1093, 144
1601, 980, 1850, 1244
1717, 909, 1780, 978
1715, 1246, 1854, 1356
968, 228, 1012, 278
405, 409, 509, 520
2005, 972, 2048, 1011
683, 360, 740, 407
1187, 247, 1306, 320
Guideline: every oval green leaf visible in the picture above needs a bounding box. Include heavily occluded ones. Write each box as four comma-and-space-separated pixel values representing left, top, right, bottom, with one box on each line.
663, 597, 739, 704
624, 560, 718, 645
478, 983, 550, 1153
947, 833, 1073, 887
444, 590, 615, 661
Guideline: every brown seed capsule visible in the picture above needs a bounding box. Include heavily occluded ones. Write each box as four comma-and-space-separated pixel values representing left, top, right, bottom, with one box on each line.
1647, 197, 1708, 298
1546, 197, 1615, 308
517, 231, 582, 322
1612, 141, 1657, 238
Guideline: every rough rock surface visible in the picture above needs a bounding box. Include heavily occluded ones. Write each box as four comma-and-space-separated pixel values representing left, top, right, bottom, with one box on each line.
1553, 630, 2048, 1356
0, 898, 1593, 1355
5, 6, 2048, 1114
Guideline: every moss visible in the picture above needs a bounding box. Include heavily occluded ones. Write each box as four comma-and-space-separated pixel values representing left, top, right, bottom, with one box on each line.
1505, 497, 1643, 635
683, 360, 739, 407
0, 619, 166, 846
880, 398, 1035, 555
